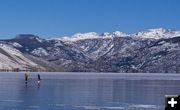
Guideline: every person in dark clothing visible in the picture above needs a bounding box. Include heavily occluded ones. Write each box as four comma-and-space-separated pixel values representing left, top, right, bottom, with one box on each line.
38, 74, 41, 84
25, 73, 28, 84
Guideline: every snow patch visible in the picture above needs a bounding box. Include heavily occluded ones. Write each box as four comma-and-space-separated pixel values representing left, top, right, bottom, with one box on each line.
35, 37, 44, 43
31, 47, 49, 57
10, 42, 23, 48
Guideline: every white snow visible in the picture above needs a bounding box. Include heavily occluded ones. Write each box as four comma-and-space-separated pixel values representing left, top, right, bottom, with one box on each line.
112, 31, 129, 37
61, 32, 100, 41
0, 43, 38, 70
50, 28, 180, 41
10, 42, 23, 48
31, 47, 49, 57
35, 37, 43, 43
50, 31, 128, 42
135, 28, 180, 39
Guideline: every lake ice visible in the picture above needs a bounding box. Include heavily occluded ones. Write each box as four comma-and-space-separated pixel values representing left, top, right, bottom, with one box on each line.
0, 72, 180, 110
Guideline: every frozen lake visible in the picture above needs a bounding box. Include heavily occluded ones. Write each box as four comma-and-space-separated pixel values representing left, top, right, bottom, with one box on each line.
0, 72, 180, 110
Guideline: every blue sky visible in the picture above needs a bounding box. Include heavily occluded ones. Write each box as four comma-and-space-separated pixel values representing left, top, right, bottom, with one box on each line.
0, 0, 180, 39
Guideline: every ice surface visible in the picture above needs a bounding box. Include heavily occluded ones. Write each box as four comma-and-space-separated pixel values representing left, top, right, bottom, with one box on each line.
0, 72, 180, 110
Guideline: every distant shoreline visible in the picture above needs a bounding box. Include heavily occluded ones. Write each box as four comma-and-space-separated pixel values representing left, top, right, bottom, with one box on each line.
0, 72, 180, 80
0, 72, 180, 74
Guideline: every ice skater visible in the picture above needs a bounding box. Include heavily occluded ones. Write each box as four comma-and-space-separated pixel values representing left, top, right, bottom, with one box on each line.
24, 73, 28, 84
38, 74, 41, 84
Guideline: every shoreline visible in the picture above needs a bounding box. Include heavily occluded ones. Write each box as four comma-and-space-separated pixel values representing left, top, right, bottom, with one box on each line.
0, 72, 180, 80
0, 72, 180, 74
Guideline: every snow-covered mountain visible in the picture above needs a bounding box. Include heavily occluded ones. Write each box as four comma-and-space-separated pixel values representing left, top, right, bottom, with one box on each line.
0, 42, 44, 71
0, 28, 180, 73
134, 28, 180, 39
52, 31, 129, 42
51, 28, 180, 41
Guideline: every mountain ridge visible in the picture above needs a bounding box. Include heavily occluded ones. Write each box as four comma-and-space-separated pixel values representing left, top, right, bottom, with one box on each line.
50, 28, 180, 41
0, 28, 180, 73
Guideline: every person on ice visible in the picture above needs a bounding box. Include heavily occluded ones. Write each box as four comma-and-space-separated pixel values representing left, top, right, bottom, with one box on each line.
25, 73, 28, 84
38, 74, 41, 84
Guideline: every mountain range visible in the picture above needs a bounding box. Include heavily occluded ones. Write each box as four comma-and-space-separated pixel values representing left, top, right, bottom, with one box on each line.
0, 28, 180, 73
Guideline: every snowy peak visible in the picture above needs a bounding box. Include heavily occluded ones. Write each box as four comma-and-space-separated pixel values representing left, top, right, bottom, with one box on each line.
61, 32, 99, 41
50, 28, 180, 41
135, 28, 180, 39
112, 31, 129, 37
53, 31, 128, 42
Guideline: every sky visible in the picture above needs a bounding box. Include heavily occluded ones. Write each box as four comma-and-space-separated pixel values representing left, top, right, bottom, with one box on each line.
0, 0, 180, 39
